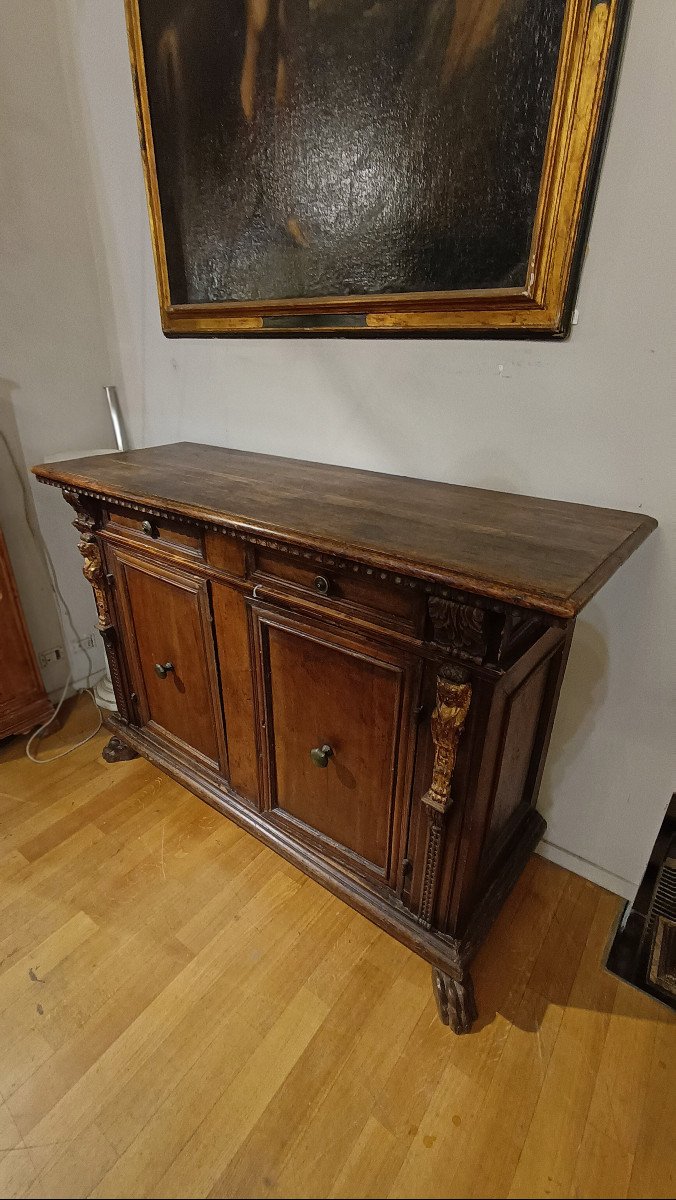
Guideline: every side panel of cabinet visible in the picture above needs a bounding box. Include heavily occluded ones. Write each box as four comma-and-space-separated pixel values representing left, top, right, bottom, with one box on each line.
251, 605, 421, 889
110, 547, 226, 773
0, 528, 53, 737
449, 626, 572, 936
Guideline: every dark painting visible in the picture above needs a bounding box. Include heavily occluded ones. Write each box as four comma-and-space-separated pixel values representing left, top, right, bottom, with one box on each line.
138, 0, 568, 306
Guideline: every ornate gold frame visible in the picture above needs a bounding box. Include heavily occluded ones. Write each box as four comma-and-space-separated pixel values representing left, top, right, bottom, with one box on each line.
124, 0, 628, 337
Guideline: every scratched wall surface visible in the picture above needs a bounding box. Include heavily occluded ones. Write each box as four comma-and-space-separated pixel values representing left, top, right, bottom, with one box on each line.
139, 0, 567, 305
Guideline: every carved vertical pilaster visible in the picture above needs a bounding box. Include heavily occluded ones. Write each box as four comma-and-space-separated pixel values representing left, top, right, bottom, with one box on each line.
418, 667, 471, 930
99, 626, 131, 723
62, 489, 130, 722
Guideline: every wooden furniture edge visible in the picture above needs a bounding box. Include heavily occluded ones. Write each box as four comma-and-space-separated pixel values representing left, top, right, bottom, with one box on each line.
0, 693, 54, 740
566, 517, 658, 610
31, 464, 657, 620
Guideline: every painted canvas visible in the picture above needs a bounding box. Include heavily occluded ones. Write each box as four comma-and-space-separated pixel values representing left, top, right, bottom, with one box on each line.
126, 0, 628, 334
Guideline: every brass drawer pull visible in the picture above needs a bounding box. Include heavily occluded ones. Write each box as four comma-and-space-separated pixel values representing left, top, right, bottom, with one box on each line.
313, 575, 330, 595
154, 661, 174, 679
142, 519, 159, 538
310, 744, 333, 768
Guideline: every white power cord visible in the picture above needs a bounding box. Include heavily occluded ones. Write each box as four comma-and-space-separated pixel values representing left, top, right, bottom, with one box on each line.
25, 671, 102, 763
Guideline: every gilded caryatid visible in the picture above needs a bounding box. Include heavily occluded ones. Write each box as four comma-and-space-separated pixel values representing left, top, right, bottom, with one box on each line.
423, 671, 472, 815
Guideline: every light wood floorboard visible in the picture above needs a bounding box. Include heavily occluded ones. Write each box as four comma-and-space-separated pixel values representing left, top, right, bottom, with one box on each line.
0, 700, 673, 1199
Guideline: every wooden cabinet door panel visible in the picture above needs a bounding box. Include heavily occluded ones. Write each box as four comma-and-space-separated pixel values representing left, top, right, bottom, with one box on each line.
111, 548, 224, 770
253, 607, 420, 886
0, 529, 53, 737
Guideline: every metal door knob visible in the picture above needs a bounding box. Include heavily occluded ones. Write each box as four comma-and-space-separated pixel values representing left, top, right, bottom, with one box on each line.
154, 661, 174, 679
310, 744, 333, 768
142, 520, 158, 538
313, 575, 330, 595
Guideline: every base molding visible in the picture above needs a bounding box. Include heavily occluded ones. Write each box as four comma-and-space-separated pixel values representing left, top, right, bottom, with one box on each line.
0, 694, 54, 740
536, 838, 635, 901
103, 715, 544, 986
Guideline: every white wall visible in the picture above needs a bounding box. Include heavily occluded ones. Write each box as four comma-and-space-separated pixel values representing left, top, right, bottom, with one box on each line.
0, 0, 115, 693
57, 1, 676, 895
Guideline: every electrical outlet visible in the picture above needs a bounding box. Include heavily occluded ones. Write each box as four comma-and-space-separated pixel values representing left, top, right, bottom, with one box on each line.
39, 647, 64, 668
77, 633, 97, 651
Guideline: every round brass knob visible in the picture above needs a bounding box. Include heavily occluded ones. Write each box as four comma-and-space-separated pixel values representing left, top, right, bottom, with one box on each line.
142, 519, 158, 538
313, 575, 330, 595
154, 661, 174, 679
310, 744, 333, 768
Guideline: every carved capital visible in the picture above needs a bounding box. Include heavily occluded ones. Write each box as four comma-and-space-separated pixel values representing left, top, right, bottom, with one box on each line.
428, 596, 487, 663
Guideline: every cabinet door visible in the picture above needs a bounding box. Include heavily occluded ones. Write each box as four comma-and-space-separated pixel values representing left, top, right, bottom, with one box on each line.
110, 547, 226, 772
252, 606, 420, 888
0, 528, 53, 737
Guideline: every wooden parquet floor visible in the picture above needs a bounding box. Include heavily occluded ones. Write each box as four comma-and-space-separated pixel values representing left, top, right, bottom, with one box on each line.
0, 699, 673, 1199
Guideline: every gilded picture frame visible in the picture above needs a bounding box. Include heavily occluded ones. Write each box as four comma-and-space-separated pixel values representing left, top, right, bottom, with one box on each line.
124, 0, 629, 337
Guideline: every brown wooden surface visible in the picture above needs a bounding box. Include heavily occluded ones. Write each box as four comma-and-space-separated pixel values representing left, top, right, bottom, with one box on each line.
34, 442, 656, 617
254, 608, 417, 884
0, 527, 53, 739
109, 547, 225, 771
210, 582, 259, 805
31, 449, 656, 1037
0, 698, 673, 1200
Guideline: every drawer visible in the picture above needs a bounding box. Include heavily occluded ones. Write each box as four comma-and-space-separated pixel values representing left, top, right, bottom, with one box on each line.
104, 505, 203, 560
251, 547, 423, 633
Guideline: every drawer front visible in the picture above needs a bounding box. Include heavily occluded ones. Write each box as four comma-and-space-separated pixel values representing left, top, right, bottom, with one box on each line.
252, 606, 420, 886
104, 505, 203, 561
110, 548, 225, 771
251, 547, 423, 634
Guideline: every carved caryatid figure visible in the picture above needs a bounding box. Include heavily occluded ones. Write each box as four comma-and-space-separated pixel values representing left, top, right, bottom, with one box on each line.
424, 671, 473, 815
61, 489, 135, 737
62, 489, 110, 630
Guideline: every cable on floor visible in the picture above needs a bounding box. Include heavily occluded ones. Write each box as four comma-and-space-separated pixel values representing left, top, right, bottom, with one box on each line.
25, 672, 103, 764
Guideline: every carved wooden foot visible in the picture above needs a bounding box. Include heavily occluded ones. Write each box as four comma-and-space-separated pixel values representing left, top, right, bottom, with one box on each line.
432, 966, 478, 1035
102, 735, 138, 764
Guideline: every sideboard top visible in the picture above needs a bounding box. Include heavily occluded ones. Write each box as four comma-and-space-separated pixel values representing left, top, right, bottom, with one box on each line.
33, 443, 656, 618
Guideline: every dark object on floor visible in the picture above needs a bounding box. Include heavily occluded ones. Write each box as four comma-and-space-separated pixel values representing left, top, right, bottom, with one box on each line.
606, 794, 676, 1011
102, 735, 139, 763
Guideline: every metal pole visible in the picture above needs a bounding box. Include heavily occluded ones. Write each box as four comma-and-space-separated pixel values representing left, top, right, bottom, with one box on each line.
104, 385, 130, 452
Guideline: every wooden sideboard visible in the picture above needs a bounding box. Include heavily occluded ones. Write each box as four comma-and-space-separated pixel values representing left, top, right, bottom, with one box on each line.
33, 444, 656, 1033
0, 526, 53, 739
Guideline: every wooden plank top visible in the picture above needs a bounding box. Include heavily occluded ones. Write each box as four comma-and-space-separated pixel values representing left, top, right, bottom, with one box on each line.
33, 442, 656, 617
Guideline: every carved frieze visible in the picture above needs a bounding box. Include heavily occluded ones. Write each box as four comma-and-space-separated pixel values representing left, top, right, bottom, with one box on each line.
52, 483, 546, 669
428, 596, 487, 663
